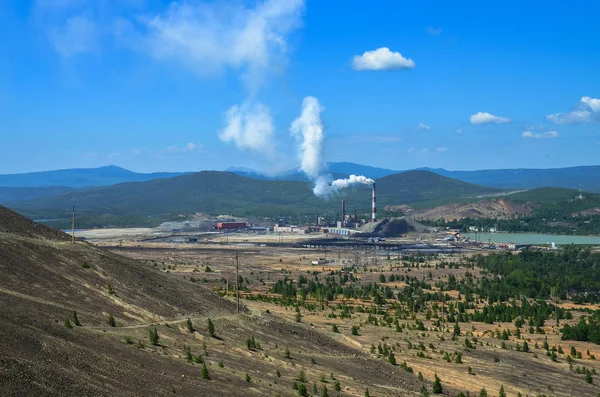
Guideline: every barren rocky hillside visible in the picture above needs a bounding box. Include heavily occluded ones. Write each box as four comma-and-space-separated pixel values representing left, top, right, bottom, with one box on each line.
0, 206, 423, 396
409, 199, 534, 221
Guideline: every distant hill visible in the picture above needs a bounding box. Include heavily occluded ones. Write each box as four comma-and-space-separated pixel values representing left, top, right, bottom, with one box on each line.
326, 162, 397, 179
9, 170, 501, 227
424, 166, 600, 193
376, 170, 500, 206
229, 163, 600, 193
6, 163, 600, 194
0, 186, 77, 204
0, 165, 191, 188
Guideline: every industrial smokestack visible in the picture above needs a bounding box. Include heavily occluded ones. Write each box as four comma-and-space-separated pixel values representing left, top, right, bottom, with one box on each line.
341, 200, 346, 226
372, 183, 377, 223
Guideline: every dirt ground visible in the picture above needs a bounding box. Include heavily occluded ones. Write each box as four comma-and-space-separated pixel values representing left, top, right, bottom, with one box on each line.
106, 242, 600, 397
3, 206, 600, 396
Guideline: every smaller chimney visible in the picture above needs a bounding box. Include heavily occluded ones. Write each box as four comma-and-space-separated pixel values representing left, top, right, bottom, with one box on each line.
371, 183, 377, 223
341, 200, 346, 226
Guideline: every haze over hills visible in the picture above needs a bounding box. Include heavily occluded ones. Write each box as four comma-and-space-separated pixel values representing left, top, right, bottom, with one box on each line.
9, 170, 502, 228
230, 163, 600, 193
0, 186, 78, 204
0, 165, 191, 188
4, 163, 600, 193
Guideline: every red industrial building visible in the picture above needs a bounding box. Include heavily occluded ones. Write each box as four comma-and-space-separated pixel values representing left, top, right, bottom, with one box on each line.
217, 222, 246, 230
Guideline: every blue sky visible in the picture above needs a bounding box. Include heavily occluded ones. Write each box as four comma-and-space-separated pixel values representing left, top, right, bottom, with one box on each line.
1, 0, 599, 174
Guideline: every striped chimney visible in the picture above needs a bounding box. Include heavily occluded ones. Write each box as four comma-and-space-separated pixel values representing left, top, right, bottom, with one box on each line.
371, 183, 377, 223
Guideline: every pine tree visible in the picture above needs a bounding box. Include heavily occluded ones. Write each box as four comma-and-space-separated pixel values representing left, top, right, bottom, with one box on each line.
71, 311, 81, 326
107, 314, 116, 327
365, 388, 371, 397
149, 327, 159, 346
64, 319, 73, 329
321, 385, 328, 397
297, 383, 307, 396
453, 322, 461, 336
388, 352, 397, 365
186, 318, 193, 333
499, 385, 506, 397
200, 363, 210, 380
334, 380, 341, 391
207, 318, 215, 337
432, 373, 443, 393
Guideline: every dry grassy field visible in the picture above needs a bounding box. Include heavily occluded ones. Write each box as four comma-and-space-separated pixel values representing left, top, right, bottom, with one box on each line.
104, 239, 600, 397
3, 209, 599, 397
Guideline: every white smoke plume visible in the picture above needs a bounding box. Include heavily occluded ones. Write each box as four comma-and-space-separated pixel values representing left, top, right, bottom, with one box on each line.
290, 96, 325, 179
219, 102, 274, 153
290, 97, 375, 197
332, 174, 375, 190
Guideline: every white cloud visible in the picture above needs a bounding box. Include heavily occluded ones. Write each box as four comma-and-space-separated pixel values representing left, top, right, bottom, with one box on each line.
521, 131, 559, 139
351, 47, 415, 71
420, 148, 429, 154
547, 96, 600, 124
108, 152, 120, 158
427, 27, 442, 35
130, 148, 143, 156
408, 147, 415, 152
455, 129, 463, 135
130, 0, 305, 93
436, 147, 448, 152
417, 122, 431, 131
219, 102, 274, 153
165, 142, 204, 153
48, 14, 97, 57
469, 112, 510, 125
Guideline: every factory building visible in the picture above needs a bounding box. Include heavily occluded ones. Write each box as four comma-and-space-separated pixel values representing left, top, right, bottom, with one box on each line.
217, 222, 247, 230
274, 224, 312, 234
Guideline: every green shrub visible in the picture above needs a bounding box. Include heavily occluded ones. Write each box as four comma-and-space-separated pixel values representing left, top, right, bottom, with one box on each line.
333, 380, 341, 391
149, 327, 159, 346
207, 318, 215, 337
297, 383, 307, 396
200, 364, 210, 380
432, 373, 443, 393
64, 319, 73, 329
71, 311, 81, 326
107, 314, 116, 327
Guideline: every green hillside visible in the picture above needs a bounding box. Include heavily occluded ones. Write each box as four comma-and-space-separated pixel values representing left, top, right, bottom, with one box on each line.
377, 170, 500, 204
424, 187, 600, 235
10, 170, 502, 227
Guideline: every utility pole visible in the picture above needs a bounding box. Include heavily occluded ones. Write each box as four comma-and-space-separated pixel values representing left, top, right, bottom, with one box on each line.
441, 286, 445, 333
71, 205, 75, 244
552, 287, 559, 327
236, 251, 240, 314
226, 274, 229, 296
